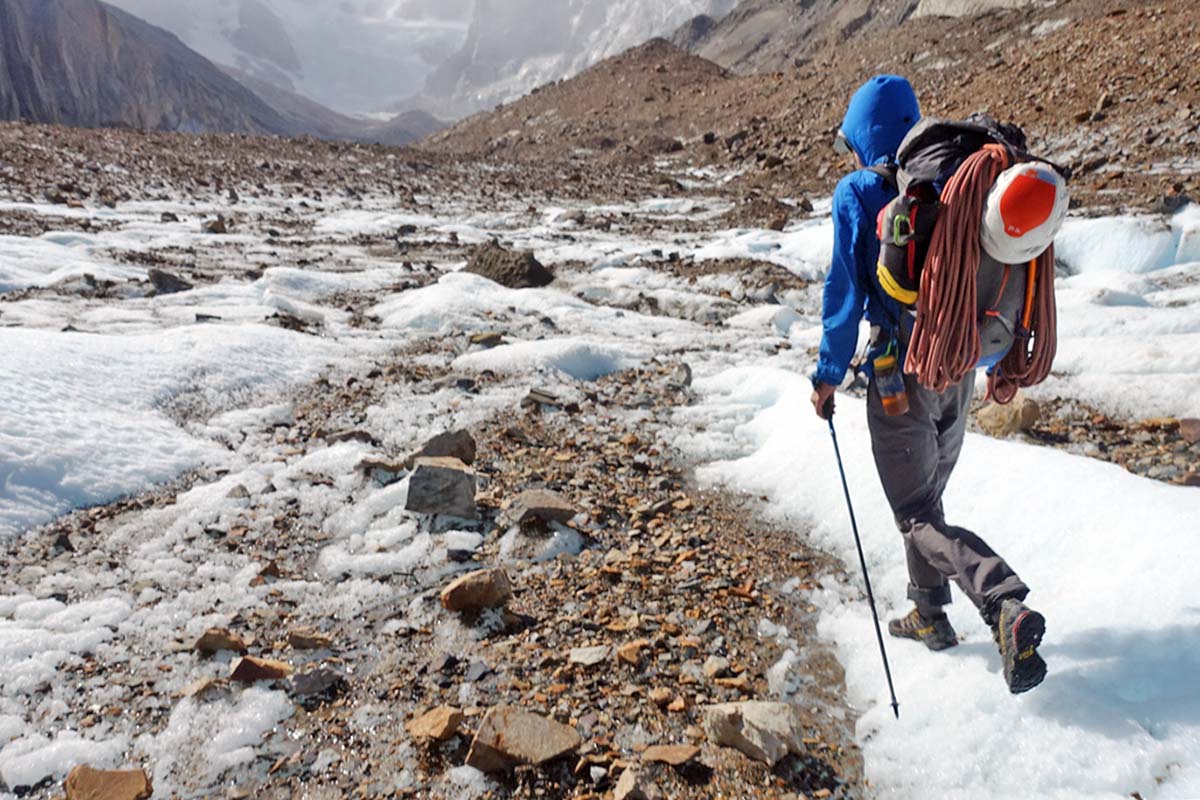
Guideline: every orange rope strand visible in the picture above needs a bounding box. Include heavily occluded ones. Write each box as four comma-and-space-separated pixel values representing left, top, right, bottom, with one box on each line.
903, 144, 1058, 403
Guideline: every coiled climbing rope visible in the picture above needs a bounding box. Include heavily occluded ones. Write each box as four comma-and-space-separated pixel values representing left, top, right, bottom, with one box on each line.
903, 144, 1058, 403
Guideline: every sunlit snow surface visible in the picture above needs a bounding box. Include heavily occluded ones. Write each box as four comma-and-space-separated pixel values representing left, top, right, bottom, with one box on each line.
0, 183, 1198, 797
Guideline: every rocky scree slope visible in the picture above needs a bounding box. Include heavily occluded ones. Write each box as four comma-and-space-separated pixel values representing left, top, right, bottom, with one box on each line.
424, 0, 1199, 214
0, 121, 864, 799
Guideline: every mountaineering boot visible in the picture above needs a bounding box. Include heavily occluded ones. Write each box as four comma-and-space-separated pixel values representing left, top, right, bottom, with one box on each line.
887, 607, 958, 651
994, 597, 1046, 694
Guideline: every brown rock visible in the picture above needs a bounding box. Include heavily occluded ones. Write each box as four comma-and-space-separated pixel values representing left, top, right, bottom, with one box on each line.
440, 568, 512, 613
470, 332, 505, 348
201, 216, 228, 234
65, 765, 152, 800
405, 429, 477, 468
505, 489, 576, 526
287, 627, 333, 650
617, 639, 651, 666
702, 655, 731, 679
1180, 418, 1200, 444
406, 706, 464, 742
703, 701, 804, 766
614, 767, 661, 800
229, 656, 293, 683
464, 242, 554, 288
977, 395, 1041, 438
642, 744, 699, 766
405, 456, 478, 518
649, 687, 673, 706
465, 706, 581, 773
193, 627, 248, 655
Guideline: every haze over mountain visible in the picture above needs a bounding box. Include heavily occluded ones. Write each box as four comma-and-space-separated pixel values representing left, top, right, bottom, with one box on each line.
105, 0, 472, 116
0, 0, 443, 143
103, 0, 735, 118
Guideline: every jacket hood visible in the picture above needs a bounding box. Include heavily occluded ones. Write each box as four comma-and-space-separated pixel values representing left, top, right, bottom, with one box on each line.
841, 75, 921, 166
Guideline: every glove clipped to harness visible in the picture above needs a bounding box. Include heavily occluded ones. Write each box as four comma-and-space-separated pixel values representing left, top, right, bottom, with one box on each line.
875, 184, 940, 307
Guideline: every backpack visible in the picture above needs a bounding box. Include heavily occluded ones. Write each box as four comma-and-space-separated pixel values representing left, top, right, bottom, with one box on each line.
871, 114, 1066, 369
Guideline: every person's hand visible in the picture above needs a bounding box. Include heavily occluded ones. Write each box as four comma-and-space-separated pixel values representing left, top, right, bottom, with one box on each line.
811, 382, 837, 420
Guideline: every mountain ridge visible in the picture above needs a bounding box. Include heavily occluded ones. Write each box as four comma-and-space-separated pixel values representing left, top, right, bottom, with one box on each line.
0, 0, 293, 135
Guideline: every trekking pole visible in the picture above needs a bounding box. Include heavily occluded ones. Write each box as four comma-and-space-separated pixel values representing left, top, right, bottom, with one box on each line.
823, 397, 901, 719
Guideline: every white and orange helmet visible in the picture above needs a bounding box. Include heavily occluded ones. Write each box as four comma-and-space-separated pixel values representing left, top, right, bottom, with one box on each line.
981, 162, 1069, 264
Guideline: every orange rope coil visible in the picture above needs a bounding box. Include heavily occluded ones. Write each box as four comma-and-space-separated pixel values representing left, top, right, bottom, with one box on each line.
903, 144, 1058, 403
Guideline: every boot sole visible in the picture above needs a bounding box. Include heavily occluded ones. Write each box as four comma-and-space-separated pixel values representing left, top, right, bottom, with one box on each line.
1005, 610, 1046, 694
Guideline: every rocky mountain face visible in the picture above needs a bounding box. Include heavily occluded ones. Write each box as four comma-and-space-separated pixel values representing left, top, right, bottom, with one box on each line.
425, 0, 1199, 214
0, 0, 294, 135
0, 0, 446, 144
671, 0, 1041, 73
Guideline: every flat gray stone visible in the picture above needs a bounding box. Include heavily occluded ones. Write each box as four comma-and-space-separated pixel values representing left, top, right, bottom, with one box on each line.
405, 456, 477, 518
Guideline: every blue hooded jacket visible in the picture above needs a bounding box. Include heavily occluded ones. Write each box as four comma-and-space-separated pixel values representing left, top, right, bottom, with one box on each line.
813, 75, 921, 387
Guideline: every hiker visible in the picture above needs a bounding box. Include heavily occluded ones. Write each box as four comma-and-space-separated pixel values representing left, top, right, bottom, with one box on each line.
808, 74, 1061, 695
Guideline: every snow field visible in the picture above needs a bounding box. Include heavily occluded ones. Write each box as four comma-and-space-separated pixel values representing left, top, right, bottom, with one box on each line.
0, 325, 349, 538
1, 175, 1198, 798
677, 370, 1199, 798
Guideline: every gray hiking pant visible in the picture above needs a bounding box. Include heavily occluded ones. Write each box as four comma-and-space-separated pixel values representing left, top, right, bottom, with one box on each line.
867, 370, 1028, 622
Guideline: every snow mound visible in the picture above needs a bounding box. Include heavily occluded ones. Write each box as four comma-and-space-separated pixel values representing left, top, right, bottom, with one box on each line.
0, 325, 344, 539
452, 338, 640, 381
0, 232, 144, 293
1056, 205, 1200, 274
689, 218, 835, 280
0, 730, 128, 789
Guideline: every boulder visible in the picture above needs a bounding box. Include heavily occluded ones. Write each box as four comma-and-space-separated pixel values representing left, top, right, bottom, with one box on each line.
1180, 418, 1200, 444
406, 706, 464, 742
464, 242, 554, 288
64, 765, 152, 800
440, 568, 512, 613
465, 706, 581, 773
148, 269, 192, 295
703, 701, 805, 766
405, 457, 477, 518
977, 395, 1041, 438
504, 489, 576, 526
405, 429, 477, 469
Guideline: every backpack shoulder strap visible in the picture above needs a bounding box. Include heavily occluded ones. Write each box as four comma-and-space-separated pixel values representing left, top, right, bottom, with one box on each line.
865, 163, 899, 191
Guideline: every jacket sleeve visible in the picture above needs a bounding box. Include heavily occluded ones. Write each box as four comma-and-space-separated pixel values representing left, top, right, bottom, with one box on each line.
813, 176, 872, 387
